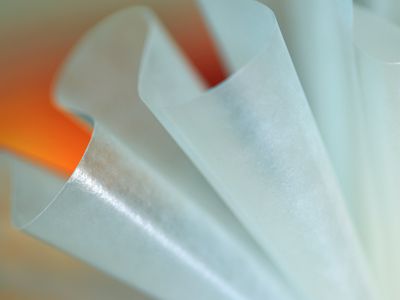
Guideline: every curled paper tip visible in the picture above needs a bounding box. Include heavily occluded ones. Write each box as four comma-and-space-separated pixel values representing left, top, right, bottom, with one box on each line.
8, 0, 400, 299
10, 116, 96, 230
12, 4, 298, 300
196, 0, 278, 73
140, 0, 378, 299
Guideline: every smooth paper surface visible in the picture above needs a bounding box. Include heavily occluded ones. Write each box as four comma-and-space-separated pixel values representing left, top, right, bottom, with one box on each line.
140, 1, 376, 300
7, 0, 400, 299
12, 6, 297, 300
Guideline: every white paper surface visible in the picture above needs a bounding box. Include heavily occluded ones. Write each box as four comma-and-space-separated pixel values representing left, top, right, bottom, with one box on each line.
11, 6, 297, 300
6, 0, 400, 299
140, 1, 376, 299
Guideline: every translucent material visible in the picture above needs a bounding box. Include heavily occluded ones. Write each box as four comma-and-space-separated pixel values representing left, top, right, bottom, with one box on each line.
354, 5, 400, 299
11, 6, 296, 300
1, 154, 149, 300
140, 1, 376, 300
258, 0, 358, 206
8, 0, 400, 300
356, 0, 400, 26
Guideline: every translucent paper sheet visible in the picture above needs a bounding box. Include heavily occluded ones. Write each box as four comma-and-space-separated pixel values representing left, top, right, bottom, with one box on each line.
140, 1, 376, 300
356, 0, 400, 26
1, 154, 149, 300
7, 0, 400, 299
258, 0, 358, 206
353, 5, 400, 299
11, 6, 295, 300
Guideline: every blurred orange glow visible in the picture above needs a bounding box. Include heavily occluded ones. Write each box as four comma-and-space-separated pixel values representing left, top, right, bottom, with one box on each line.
0, 1, 225, 177
0, 99, 91, 177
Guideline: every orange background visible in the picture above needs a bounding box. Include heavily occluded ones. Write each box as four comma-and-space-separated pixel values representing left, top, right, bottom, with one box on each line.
0, 0, 225, 176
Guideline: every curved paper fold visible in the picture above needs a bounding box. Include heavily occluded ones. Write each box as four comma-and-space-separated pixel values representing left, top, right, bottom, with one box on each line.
12, 7, 296, 300
256, 0, 358, 208
12, 1, 397, 300
140, 0, 377, 299
1, 154, 150, 300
